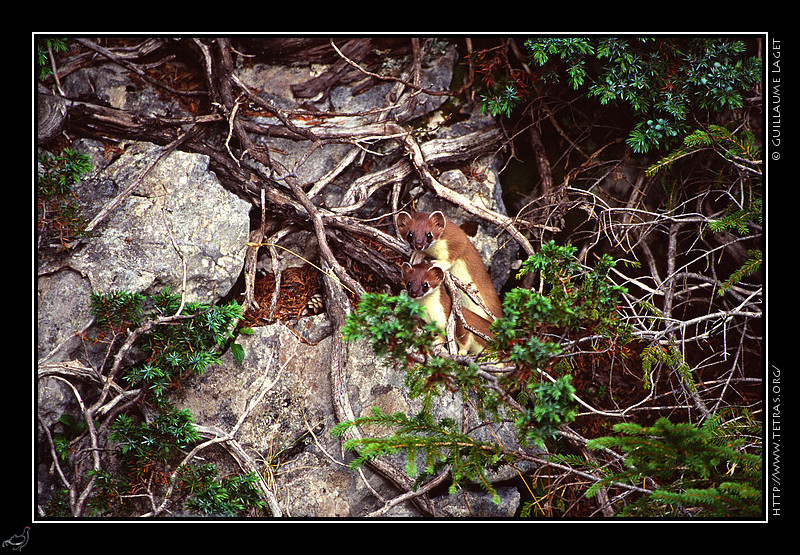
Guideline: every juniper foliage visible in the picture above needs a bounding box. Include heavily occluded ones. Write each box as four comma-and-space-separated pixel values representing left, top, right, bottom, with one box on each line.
520, 37, 761, 153
586, 413, 762, 517
81, 287, 263, 517
341, 292, 441, 362
179, 463, 266, 516
103, 286, 243, 407
337, 242, 630, 505
37, 147, 93, 247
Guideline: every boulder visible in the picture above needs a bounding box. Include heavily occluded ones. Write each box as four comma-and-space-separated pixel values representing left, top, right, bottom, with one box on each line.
36, 38, 528, 518
37, 141, 251, 361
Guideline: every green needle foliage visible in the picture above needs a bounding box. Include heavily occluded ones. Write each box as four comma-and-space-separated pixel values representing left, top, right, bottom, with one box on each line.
96, 286, 244, 407
337, 241, 630, 505
510, 241, 629, 337
81, 287, 264, 517
332, 408, 508, 503
341, 292, 442, 362
36, 37, 68, 81
109, 407, 199, 470
517, 375, 579, 449
490, 241, 630, 404
51, 414, 88, 462
646, 125, 761, 177
179, 463, 266, 516
645, 117, 762, 300
705, 195, 762, 296
520, 37, 761, 153
37, 147, 93, 248
90, 290, 145, 330
707, 197, 762, 236
38, 148, 93, 198
718, 249, 762, 297
479, 82, 520, 118
641, 344, 697, 394
586, 413, 762, 517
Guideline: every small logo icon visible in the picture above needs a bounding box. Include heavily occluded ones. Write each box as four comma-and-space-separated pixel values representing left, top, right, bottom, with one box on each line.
2, 527, 29, 551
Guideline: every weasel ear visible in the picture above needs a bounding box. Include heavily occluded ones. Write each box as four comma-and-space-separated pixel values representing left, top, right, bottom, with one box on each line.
401, 261, 413, 278
429, 211, 446, 231
429, 265, 444, 280
396, 211, 411, 229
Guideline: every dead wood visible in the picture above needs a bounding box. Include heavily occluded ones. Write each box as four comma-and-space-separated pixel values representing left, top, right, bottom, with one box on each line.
56, 38, 519, 295
38, 35, 766, 519
291, 38, 373, 99
42, 37, 537, 515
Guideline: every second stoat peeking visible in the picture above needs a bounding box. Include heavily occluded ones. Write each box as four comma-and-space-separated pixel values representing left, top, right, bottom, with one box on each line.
396, 211, 502, 322
401, 261, 491, 355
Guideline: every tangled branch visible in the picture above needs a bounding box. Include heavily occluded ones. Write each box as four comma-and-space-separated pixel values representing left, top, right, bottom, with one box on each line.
39, 36, 763, 518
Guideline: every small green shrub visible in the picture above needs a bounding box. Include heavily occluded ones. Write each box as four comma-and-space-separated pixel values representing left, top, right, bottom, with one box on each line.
77, 287, 262, 517
37, 148, 93, 248
179, 463, 266, 516
586, 413, 762, 517
479, 37, 762, 154
336, 242, 630, 505
36, 37, 68, 81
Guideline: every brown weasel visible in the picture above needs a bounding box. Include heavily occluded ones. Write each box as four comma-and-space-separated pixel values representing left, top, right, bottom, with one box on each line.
401, 261, 492, 355
396, 211, 502, 322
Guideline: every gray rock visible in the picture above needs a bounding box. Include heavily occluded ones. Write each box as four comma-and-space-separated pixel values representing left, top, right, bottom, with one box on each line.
170, 315, 529, 517
69, 141, 251, 304
37, 268, 94, 360
36, 39, 529, 518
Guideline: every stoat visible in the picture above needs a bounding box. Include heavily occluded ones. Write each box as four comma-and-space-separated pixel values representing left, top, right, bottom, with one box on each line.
396, 211, 502, 322
401, 261, 492, 355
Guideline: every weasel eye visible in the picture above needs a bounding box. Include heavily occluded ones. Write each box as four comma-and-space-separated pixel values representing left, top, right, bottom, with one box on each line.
422, 282, 429, 291
406, 231, 414, 241
426, 231, 432, 240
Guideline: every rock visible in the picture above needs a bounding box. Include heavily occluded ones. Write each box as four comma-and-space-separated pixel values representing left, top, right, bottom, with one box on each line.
37, 140, 250, 360
62, 63, 190, 118
37, 268, 94, 360
415, 165, 515, 293
36, 39, 528, 518
37, 140, 251, 463
172, 317, 420, 517
171, 314, 530, 517
436, 486, 521, 518
68, 141, 251, 304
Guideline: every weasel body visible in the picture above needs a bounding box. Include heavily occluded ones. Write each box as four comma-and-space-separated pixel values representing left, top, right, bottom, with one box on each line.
396, 211, 502, 321
401, 261, 491, 355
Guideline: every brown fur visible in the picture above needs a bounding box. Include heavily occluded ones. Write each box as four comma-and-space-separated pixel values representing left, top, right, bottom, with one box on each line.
401, 261, 492, 355
397, 211, 502, 321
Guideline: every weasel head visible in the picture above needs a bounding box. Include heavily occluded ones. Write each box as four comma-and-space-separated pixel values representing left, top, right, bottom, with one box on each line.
401, 261, 444, 300
397, 211, 447, 253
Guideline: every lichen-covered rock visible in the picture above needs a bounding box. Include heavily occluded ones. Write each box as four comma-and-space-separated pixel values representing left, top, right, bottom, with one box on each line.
69, 141, 251, 304
38, 141, 251, 363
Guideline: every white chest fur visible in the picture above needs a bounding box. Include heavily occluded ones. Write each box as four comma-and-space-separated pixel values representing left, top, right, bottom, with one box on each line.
416, 287, 448, 332
424, 238, 450, 264
423, 236, 495, 321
